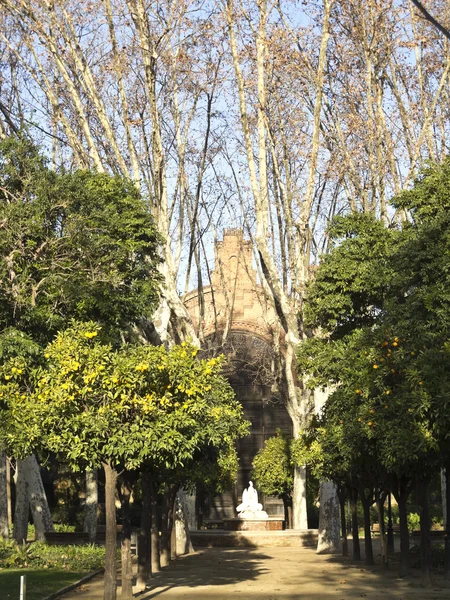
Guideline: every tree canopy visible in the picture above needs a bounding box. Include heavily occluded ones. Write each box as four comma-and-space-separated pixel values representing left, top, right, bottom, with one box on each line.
0, 135, 162, 345
297, 159, 450, 576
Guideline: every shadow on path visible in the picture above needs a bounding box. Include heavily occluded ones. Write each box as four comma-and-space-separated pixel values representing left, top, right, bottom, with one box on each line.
60, 542, 450, 599
138, 544, 450, 600
140, 548, 271, 598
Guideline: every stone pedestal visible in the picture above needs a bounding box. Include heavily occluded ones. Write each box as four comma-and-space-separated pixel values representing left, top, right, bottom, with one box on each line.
223, 518, 284, 531
191, 528, 318, 548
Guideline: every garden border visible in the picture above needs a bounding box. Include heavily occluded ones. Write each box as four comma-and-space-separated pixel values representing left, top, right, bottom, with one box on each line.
41, 568, 104, 600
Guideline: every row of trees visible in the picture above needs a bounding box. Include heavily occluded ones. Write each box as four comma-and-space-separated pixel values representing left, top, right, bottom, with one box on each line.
294, 159, 450, 582
1, 0, 450, 526
1, 324, 248, 598
0, 136, 249, 600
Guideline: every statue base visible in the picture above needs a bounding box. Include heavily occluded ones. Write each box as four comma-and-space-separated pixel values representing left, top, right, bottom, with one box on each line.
237, 510, 268, 520
223, 518, 284, 531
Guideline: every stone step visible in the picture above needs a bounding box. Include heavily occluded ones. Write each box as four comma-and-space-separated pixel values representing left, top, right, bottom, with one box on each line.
191, 529, 318, 548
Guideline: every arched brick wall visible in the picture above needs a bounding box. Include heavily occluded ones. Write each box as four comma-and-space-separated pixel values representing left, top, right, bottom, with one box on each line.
184, 231, 291, 520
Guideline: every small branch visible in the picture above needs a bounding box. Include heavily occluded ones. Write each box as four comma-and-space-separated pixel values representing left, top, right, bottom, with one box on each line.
411, 0, 450, 41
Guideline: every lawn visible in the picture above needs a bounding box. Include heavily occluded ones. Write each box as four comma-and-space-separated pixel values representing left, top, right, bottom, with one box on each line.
0, 569, 86, 600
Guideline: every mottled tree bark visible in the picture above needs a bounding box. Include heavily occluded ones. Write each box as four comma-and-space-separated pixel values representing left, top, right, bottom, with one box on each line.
83, 470, 98, 543
18, 456, 53, 541
175, 489, 195, 556
317, 480, 341, 554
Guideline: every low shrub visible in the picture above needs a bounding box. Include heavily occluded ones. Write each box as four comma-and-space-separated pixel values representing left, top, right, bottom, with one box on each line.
407, 512, 420, 532
54, 524, 77, 533
0, 539, 105, 571
410, 543, 444, 569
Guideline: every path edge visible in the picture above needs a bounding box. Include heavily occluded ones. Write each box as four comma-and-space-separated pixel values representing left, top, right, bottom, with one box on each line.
42, 568, 104, 600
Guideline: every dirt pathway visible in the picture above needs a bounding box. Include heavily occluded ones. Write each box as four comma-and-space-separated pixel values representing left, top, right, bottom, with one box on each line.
61, 546, 450, 600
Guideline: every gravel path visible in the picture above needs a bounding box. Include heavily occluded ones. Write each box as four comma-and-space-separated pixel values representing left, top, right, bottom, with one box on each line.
60, 545, 450, 600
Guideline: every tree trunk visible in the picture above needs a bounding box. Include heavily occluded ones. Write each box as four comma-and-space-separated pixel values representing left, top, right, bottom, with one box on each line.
169, 493, 177, 560
338, 487, 348, 557
19, 456, 54, 541
103, 463, 118, 600
441, 468, 447, 531
195, 485, 206, 530
418, 478, 432, 586
397, 493, 410, 577
174, 489, 195, 556
375, 492, 388, 569
282, 496, 292, 529
443, 465, 450, 581
359, 489, 374, 566
13, 458, 29, 543
160, 486, 173, 567
317, 480, 341, 554
0, 453, 8, 539
350, 487, 361, 561
6, 456, 12, 527
83, 470, 98, 544
118, 474, 134, 600
137, 471, 152, 591
391, 475, 412, 578
292, 464, 308, 529
150, 482, 161, 573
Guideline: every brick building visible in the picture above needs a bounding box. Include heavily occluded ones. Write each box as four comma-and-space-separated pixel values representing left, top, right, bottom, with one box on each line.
184, 230, 292, 519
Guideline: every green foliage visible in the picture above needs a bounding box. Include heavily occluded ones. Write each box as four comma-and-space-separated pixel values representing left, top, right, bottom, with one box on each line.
0, 135, 162, 345
407, 512, 420, 532
305, 212, 397, 338
298, 158, 450, 492
410, 544, 445, 569
252, 430, 293, 499
0, 539, 105, 571
7, 322, 249, 478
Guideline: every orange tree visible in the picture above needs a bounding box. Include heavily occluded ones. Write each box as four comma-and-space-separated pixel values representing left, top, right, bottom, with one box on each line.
297, 202, 447, 579
9, 322, 248, 600
252, 431, 294, 527
0, 135, 162, 543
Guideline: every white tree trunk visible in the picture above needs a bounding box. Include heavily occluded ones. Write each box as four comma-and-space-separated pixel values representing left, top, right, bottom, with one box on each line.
20, 456, 54, 541
175, 489, 195, 556
317, 480, 342, 554
84, 470, 98, 543
314, 387, 340, 550
442, 469, 447, 530
0, 452, 8, 538
292, 465, 308, 530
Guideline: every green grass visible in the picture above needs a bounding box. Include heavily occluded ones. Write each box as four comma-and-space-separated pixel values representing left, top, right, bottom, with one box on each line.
0, 569, 87, 600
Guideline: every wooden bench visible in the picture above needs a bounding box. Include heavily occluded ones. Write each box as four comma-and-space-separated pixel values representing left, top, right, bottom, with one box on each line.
44, 531, 90, 545
411, 529, 445, 538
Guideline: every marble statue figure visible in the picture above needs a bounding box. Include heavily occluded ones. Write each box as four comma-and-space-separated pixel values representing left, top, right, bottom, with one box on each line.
236, 481, 268, 519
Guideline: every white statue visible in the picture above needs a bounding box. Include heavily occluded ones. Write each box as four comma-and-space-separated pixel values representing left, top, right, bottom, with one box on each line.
236, 481, 268, 519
